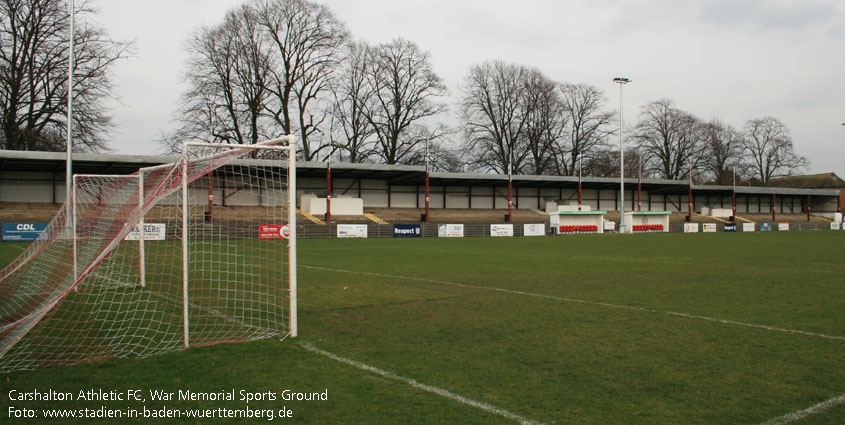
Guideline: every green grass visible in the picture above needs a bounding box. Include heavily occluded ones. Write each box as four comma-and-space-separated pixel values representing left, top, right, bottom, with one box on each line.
1, 232, 844, 424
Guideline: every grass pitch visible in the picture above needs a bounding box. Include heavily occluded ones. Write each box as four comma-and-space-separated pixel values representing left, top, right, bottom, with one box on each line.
1, 232, 844, 424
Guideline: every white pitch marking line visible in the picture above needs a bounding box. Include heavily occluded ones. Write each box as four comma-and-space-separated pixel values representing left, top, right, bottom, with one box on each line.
300, 341, 545, 425
757, 393, 845, 425
7, 244, 27, 251
302, 265, 845, 342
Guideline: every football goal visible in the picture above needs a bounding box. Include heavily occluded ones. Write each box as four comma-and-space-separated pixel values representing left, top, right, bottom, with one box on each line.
0, 136, 297, 372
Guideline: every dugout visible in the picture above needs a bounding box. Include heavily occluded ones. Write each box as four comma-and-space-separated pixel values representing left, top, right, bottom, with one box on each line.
623, 211, 671, 233
551, 210, 607, 234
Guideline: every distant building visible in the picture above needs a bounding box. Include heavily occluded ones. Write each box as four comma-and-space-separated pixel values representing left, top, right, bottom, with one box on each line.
768, 173, 845, 212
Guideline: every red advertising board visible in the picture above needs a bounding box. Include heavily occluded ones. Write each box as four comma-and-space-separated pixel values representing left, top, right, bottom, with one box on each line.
259, 224, 289, 239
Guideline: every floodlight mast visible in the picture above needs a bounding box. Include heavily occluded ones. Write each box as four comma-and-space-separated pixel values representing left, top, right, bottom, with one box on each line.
613, 77, 630, 233
65, 0, 75, 228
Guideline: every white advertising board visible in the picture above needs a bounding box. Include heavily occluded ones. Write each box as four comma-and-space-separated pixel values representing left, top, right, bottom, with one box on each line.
604, 221, 616, 232
125, 223, 167, 241
683, 223, 699, 233
778, 223, 790, 231
337, 224, 368, 238
742, 223, 756, 232
831, 223, 841, 230
523, 223, 545, 237
437, 224, 464, 238
702, 223, 717, 233
490, 224, 514, 237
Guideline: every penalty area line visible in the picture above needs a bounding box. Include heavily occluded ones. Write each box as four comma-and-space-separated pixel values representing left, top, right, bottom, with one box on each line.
301, 265, 845, 342
300, 341, 545, 425
757, 393, 845, 425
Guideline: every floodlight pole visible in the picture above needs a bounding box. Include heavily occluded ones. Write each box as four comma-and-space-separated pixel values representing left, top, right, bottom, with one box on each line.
65, 0, 75, 227
138, 172, 146, 288
613, 77, 630, 233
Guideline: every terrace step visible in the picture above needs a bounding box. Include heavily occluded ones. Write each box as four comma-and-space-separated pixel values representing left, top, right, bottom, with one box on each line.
363, 212, 389, 225
297, 209, 325, 225
734, 215, 755, 223
692, 212, 731, 224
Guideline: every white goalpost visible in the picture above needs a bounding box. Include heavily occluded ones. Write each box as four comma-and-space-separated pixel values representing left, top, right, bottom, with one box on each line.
0, 136, 297, 372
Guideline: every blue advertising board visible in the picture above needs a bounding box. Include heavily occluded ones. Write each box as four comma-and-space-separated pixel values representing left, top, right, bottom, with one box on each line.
760, 222, 772, 232
2, 223, 48, 241
723, 223, 737, 232
393, 224, 421, 238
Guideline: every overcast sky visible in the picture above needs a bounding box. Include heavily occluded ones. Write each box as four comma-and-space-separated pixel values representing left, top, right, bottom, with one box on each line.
98, 0, 845, 177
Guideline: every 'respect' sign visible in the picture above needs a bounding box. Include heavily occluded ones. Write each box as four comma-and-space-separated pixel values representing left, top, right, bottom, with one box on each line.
393, 224, 421, 238
1, 223, 48, 241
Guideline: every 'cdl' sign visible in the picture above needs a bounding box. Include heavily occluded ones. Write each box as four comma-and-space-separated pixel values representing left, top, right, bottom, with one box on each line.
2, 223, 48, 241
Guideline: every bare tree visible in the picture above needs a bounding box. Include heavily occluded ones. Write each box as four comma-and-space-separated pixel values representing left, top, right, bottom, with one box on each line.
403, 138, 465, 173
633, 99, 707, 180
165, 5, 271, 151
327, 41, 374, 162
255, 0, 347, 160
584, 146, 640, 178
362, 38, 447, 164
460, 60, 530, 174
742, 116, 807, 184
553, 83, 614, 176
521, 69, 565, 175
0, 0, 129, 152
700, 119, 744, 185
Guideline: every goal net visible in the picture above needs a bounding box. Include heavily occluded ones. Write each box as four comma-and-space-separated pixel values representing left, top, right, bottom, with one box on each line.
0, 137, 297, 372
